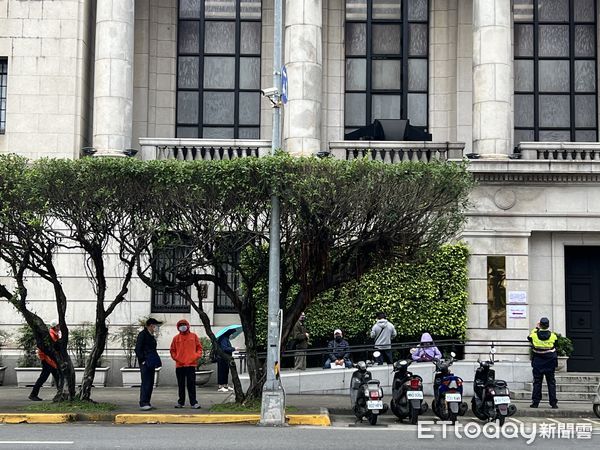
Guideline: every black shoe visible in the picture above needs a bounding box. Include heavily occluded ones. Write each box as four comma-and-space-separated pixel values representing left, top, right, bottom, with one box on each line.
551, 404, 558, 409
28, 395, 43, 401
529, 403, 539, 408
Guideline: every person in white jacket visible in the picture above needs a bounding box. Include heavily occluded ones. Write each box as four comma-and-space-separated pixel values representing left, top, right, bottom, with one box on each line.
370, 312, 397, 365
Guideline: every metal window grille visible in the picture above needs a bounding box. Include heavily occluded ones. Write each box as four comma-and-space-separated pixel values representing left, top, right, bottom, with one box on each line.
214, 262, 241, 313
0, 58, 7, 134
344, 0, 429, 135
176, 0, 262, 139
514, 0, 598, 145
151, 244, 191, 313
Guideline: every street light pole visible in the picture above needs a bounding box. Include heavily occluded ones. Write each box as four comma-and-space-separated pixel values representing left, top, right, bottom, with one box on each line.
260, 0, 285, 426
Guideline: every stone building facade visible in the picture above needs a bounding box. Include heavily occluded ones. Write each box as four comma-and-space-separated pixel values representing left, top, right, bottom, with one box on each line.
1, 0, 600, 380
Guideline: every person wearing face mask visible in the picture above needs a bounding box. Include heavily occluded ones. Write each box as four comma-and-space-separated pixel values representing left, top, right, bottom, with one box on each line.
135, 318, 163, 410
170, 319, 203, 409
323, 329, 352, 369
293, 312, 309, 370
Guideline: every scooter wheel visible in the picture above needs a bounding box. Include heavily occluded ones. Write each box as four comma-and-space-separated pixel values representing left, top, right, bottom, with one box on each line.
368, 414, 378, 426
410, 406, 418, 425
497, 415, 506, 427
449, 412, 457, 425
594, 404, 600, 419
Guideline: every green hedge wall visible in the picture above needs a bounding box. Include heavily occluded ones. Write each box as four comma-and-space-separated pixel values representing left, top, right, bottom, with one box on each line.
256, 243, 469, 346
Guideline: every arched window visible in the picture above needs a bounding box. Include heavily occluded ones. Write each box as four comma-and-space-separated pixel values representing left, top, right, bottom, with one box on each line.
176, 0, 262, 139
344, 0, 429, 134
514, 0, 598, 143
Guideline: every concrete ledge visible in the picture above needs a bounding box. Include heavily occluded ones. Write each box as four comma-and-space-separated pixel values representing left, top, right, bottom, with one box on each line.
0, 413, 75, 424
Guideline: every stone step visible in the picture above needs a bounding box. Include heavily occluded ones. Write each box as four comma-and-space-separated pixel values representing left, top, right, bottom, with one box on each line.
511, 390, 595, 402
554, 374, 600, 384
524, 383, 598, 393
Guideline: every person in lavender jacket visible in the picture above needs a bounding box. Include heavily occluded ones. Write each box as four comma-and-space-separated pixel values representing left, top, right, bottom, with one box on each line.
410, 332, 442, 362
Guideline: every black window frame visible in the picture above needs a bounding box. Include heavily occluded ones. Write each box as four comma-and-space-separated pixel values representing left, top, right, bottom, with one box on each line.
344, 0, 430, 135
214, 261, 241, 314
514, 0, 598, 144
176, 0, 262, 139
0, 58, 7, 134
150, 241, 192, 314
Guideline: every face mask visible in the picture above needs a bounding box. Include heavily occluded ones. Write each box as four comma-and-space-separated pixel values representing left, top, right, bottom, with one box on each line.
178, 325, 188, 332
335, 336, 342, 343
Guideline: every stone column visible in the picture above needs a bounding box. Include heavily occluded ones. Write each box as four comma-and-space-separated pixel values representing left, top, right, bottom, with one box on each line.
283, 0, 322, 156
93, 0, 135, 156
472, 0, 512, 157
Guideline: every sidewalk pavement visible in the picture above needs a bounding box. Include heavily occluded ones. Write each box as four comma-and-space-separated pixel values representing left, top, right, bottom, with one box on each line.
0, 386, 596, 422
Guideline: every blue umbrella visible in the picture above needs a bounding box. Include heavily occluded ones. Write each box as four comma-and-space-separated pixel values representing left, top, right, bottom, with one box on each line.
215, 324, 243, 340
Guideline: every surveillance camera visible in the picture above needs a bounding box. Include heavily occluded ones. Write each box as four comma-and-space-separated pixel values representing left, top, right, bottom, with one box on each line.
261, 87, 279, 98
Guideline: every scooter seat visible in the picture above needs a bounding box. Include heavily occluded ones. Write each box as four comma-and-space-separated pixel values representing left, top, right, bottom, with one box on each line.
495, 380, 507, 388
368, 380, 381, 385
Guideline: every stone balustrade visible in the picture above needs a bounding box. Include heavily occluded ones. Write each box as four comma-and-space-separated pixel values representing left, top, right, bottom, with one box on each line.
328, 141, 466, 162
139, 138, 272, 161
519, 142, 600, 161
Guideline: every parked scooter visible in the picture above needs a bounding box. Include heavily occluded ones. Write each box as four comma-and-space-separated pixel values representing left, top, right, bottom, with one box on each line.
471, 346, 517, 426
390, 359, 428, 424
593, 378, 600, 419
431, 352, 468, 424
350, 351, 388, 425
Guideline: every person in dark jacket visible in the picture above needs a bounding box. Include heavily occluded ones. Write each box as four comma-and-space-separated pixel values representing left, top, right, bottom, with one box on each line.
217, 329, 236, 392
135, 318, 163, 410
323, 329, 352, 369
528, 317, 558, 409
293, 312, 309, 370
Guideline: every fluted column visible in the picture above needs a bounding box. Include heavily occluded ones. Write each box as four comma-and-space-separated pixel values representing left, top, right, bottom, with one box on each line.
283, 0, 322, 156
92, 0, 135, 156
472, 0, 512, 157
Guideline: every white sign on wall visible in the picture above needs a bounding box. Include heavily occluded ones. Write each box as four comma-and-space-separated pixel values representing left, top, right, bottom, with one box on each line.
508, 304, 527, 319
508, 290, 527, 304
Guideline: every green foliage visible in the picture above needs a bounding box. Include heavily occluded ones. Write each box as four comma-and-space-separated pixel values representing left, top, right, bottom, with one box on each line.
16, 324, 40, 367
197, 337, 213, 368
555, 333, 574, 357
256, 244, 470, 346
67, 323, 95, 367
0, 329, 9, 366
24, 400, 117, 413
114, 325, 140, 368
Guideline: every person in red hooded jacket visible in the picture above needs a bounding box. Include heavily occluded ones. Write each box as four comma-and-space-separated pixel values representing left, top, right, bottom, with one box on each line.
170, 319, 203, 409
29, 320, 61, 401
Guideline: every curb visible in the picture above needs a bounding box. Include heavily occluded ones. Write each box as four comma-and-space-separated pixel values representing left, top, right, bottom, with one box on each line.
328, 408, 597, 420
114, 412, 332, 426
0, 413, 75, 424
115, 413, 261, 424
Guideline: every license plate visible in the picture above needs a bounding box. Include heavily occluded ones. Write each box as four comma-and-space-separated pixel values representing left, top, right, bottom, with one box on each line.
494, 396, 510, 405
407, 391, 424, 400
367, 400, 383, 410
445, 393, 462, 402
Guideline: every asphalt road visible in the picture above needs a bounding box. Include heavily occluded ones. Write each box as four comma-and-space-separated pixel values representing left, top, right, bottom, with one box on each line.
0, 417, 599, 449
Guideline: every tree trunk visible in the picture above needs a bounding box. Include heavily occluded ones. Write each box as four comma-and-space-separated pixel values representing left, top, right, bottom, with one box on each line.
239, 309, 263, 401
77, 316, 108, 401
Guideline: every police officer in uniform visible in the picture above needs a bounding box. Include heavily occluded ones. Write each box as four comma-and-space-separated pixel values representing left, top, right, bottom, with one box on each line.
527, 317, 558, 409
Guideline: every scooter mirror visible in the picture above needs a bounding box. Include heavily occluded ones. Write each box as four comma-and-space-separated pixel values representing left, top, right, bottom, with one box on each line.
373, 351, 381, 358
490, 347, 497, 354
450, 351, 456, 358
400, 360, 408, 366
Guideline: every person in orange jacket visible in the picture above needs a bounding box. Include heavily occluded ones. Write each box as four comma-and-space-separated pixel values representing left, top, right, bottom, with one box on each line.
29, 320, 61, 401
170, 319, 203, 409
